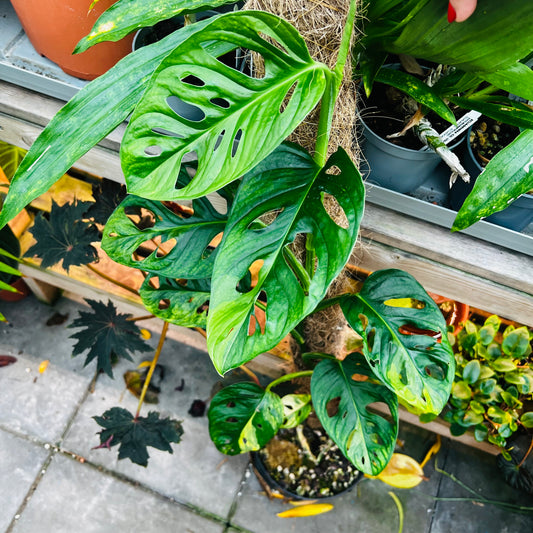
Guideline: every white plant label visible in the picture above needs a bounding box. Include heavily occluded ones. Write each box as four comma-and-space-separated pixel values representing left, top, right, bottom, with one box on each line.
439, 110, 482, 145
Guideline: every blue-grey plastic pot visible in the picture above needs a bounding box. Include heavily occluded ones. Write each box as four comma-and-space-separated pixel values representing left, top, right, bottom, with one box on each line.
449, 126, 533, 232
358, 112, 462, 194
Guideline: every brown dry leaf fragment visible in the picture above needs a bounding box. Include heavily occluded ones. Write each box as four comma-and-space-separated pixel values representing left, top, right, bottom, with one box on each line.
46, 312, 69, 326
0, 355, 17, 367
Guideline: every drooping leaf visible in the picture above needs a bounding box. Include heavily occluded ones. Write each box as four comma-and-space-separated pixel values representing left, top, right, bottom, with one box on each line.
280, 394, 312, 429
93, 407, 183, 466
69, 299, 151, 377
207, 382, 284, 455
139, 276, 210, 328
102, 189, 226, 280
0, 17, 226, 228
86, 179, 127, 224
372, 453, 425, 488
207, 144, 364, 374
370, 67, 456, 124
311, 353, 398, 476
25, 201, 99, 272
121, 11, 330, 202
341, 269, 454, 415
480, 63, 533, 103
76, 0, 236, 52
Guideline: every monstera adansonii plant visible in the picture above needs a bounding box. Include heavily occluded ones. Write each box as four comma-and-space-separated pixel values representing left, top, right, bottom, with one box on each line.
0, 0, 455, 474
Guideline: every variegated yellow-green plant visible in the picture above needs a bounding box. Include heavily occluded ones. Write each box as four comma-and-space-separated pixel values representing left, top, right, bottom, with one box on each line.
0, 0, 469, 475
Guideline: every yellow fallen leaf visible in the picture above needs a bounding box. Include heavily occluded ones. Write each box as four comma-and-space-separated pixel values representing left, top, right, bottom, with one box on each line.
288, 499, 317, 506
38, 360, 50, 374
277, 503, 333, 518
420, 435, 441, 468
140, 328, 151, 340
137, 360, 152, 369
373, 453, 425, 489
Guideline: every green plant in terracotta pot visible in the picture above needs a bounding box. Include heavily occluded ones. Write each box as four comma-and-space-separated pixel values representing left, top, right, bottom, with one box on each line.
0, 0, 476, 474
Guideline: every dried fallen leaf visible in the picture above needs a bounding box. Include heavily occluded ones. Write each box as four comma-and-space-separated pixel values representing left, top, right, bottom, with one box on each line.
0, 355, 17, 367
420, 435, 441, 468
38, 360, 50, 374
140, 328, 151, 340
288, 499, 317, 506
277, 503, 333, 518
368, 453, 425, 489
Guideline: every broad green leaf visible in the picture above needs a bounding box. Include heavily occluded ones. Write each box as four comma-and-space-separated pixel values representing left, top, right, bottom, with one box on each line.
487, 406, 511, 424
492, 358, 517, 373
478, 366, 495, 380
478, 378, 496, 395
93, 407, 183, 466
463, 360, 480, 384
138, 276, 209, 328
0, 17, 221, 228
311, 353, 399, 476
448, 96, 533, 130
470, 401, 485, 415
501, 391, 522, 410
480, 63, 533, 102
76, 0, 236, 52
207, 382, 283, 455
341, 269, 454, 415
280, 394, 312, 429
372, 67, 455, 124
452, 131, 533, 231
207, 144, 364, 374
521, 412, 533, 428
102, 194, 226, 280
502, 327, 531, 358
474, 424, 488, 442
452, 381, 472, 401
121, 11, 330, 202
478, 321, 498, 346
386, 0, 533, 77
357, 49, 387, 97
463, 410, 483, 426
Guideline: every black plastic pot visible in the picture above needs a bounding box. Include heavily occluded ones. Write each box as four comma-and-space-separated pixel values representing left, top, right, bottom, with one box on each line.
449, 125, 533, 232
250, 449, 364, 501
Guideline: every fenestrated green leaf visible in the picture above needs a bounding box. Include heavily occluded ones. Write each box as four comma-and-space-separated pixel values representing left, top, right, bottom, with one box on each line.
452, 130, 533, 231
449, 95, 533, 130
25, 201, 99, 272
103, 194, 226, 280
341, 269, 454, 415
207, 382, 284, 455
372, 67, 455, 124
76, 0, 236, 52
311, 353, 399, 476
207, 144, 364, 374
139, 276, 209, 328
69, 299, 151, 377
93, 407, 183, 466
280, 394, 312, 429
0, 17, 224, 229
121, 11, 330, 202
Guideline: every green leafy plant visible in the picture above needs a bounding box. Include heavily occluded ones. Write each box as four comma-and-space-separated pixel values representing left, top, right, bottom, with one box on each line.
442, 315, 533, 453
0, 0, 459, 474
355, 0, 533, 230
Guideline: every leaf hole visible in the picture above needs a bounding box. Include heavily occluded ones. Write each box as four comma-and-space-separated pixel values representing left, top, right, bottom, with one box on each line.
256, 423, 263, 429
367, 328, 376, 353
325, 165, 342, 176
211, 97, 230, 109
144, 145, 162, 157
213, 130, 225, 152
181, 75, 205, 87
326, 397, 341, 417
226, 417, 238, 423
425, 364, 446, 381
175, 154, 197, 189
258, 32, 289, 55
151, 127, 184, 138
158, 299, 170, 310
321, 192, 349, 229
247, 208, 284, 230
280, 82, 297, 114
367, 402, 393, 419
167, 96, 205, 122
125, 206, 155, 230
232, 129, 243, 158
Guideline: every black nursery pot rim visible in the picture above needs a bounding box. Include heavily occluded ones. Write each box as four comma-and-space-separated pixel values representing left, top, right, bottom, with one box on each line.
250, 451, 364, 501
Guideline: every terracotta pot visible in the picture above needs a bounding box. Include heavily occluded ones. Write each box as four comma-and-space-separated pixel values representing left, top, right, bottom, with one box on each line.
10, 0, 134, 80
0, 277, 30, 302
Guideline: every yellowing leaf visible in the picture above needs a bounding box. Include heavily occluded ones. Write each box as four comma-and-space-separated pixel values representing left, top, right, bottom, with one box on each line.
140, 328, 151, 340
277, 503, 333, 518
38, 360, 50, 374
137, 360, 152, 369
289, 499, 317, 506
420, 435, 441, 468
372, 453, 425, 489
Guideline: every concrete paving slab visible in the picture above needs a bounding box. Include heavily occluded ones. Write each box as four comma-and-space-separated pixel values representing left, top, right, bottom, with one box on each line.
0, 0, 24, 57
62, 332, 249, 520
11, 453, 225, 533
0, 429, 49, 532
430, 441, 532, 533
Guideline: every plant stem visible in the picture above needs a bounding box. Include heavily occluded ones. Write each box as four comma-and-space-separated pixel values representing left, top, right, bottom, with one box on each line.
314, 0, 358, 166
517, 436, 533, 468
290, 328, 305, 345
86, 264, 139, 296
135, 321, 169, 418
314, 294, 346, 313
265, 370, 313, 392
126, 314, 155, 322
239, 364, 261, 386
296, 424, 318, 463
283, 247, 311, 294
